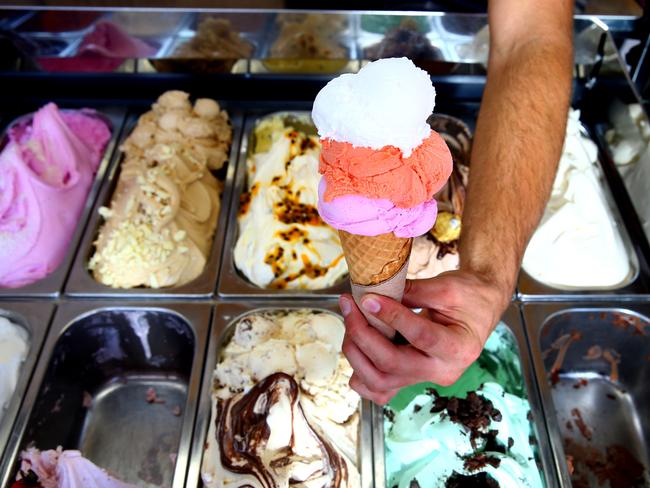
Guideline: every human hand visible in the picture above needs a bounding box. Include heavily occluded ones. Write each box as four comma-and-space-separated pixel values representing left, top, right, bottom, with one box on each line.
339, 270, 512, 404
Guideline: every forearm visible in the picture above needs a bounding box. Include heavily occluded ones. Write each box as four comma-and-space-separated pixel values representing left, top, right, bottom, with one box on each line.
459, 1, 573, 301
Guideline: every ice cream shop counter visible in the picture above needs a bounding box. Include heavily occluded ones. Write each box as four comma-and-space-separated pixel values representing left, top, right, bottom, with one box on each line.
0, 6, 649, 488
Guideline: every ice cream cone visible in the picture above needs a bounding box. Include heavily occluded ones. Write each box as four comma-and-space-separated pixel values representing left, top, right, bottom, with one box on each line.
339, 230, 412, 338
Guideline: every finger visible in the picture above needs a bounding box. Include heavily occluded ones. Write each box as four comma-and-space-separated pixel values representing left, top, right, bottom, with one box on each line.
349, 373, 398, 405
345, 311, 443, 379
359, 293, 472, 361
342, 336, 406, 392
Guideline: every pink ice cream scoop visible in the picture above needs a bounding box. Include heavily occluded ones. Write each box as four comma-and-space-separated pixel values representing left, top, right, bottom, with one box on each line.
15, 447, 137, 488
0, 103, 111, 288
317, 178, 438, 238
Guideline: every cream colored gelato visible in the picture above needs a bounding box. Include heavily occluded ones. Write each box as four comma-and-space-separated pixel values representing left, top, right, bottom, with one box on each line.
88, 91, 231, 288
233, 116, 347, 289
522, 109, 632, 289
0, 316, 29, 424
606, 103, 650, 244
408, 233, 460, 280
201, 310, 361, 488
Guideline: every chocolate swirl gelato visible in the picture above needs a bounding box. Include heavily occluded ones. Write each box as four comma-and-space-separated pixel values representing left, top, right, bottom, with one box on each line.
215, 373, 350, 488
201, 310, 361, 488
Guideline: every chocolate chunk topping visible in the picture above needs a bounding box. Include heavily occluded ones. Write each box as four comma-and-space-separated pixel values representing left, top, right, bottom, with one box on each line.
445, 471, 500, 488
384, 406, 396, 423
463, 453, 502, 472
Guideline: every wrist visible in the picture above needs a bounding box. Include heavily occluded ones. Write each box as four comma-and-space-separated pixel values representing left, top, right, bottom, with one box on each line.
460, 261, 516, 310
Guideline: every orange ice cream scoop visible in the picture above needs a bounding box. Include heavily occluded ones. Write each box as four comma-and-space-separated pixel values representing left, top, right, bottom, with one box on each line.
319, 130, 453, 208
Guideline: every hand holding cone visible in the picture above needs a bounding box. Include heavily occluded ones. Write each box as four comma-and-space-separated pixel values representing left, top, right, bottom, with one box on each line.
312, 57, 453, 337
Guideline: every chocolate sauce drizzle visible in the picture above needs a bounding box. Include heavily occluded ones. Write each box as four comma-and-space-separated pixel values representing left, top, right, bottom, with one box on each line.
216, 373, 349, 487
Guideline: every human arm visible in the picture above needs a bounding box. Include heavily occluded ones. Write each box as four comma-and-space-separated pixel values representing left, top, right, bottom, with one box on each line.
340, 0, 574, 404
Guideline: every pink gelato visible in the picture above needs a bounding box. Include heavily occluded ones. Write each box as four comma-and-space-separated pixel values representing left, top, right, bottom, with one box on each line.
15, 447, 137, 488
39, 21, 157, 72
317, 178, 438, 238
78, 21, 156, 58
0, 103, 111, 288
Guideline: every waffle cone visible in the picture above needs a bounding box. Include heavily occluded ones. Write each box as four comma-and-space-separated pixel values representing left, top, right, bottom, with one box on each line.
339, 230, 412, 286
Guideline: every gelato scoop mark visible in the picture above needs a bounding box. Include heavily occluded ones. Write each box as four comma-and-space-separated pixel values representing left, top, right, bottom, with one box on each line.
545, 330, 582, 385
216, 373, 348, 488
233, 116, 347, 290
201, 310, 361, 488
0, 103, 111, 288
88, 90, 231, 289
14, 447, 137, 488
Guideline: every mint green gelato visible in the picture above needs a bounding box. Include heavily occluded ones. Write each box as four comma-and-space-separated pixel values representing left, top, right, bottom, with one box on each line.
384, 323, 544, 488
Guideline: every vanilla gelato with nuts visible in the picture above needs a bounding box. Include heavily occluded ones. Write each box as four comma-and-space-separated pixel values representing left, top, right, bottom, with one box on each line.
88, 91, 232, 288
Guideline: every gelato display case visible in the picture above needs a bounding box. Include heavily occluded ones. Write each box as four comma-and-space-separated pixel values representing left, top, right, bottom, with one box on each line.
0, 5, 649, 488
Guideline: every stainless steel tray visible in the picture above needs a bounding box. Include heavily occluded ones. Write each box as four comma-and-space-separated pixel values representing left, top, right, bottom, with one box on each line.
357, 13, 455, 64
371, 305, 560, 488
186, 301, 373, 488
149, 12, 263, 75
518, 124, 646, 300
522, 303, 650, 487
251, 12, 360, 75
0, 107, 126, 297
150, 32, 254, 75
65, 107, 244, 298
218, 111, 351, 298
0, 300, 211, 488
0, 301, 54, 464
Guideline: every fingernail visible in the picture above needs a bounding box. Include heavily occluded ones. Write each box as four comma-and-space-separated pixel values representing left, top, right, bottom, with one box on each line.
339, 296, 352, 317
361, 296, 381, 314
